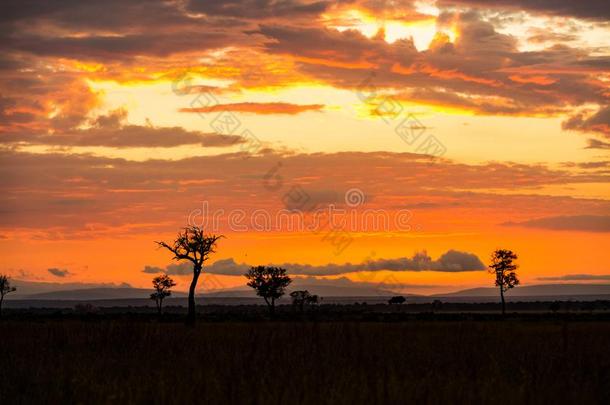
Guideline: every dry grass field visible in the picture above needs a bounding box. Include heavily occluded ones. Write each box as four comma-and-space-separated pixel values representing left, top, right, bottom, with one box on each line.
1, 318, 609, 404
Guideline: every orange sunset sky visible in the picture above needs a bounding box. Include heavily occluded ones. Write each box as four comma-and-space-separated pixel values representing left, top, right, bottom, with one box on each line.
1, 0, 609, 294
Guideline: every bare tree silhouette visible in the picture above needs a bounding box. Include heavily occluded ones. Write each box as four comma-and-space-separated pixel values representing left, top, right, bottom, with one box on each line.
0, 275, 16, 318
245, 266, 292, 316
489, 249, 519, 316
156, 227, 222, 324
150, 274, 176, 316
290, 290, 319, 313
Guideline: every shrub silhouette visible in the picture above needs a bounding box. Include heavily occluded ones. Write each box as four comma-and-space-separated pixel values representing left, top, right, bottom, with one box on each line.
74, 303, 98, 315
388, 296, 406, 305
290, 290, 319, 313
156, 226, 222, 324
245, 266, 292, 316
489, 249, 520, 316
150, 274, 176, 316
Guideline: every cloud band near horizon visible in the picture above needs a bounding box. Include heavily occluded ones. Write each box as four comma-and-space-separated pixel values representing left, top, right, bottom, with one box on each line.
143, 249, 487, 276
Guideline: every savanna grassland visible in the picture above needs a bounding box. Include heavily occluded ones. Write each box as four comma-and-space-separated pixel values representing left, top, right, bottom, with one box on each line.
1, 317, 610, 404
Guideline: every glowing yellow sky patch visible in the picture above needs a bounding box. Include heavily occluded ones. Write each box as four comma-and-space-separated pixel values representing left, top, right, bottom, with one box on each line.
322, 7, 442, 51
68, 60, 107, 73
80, 73, 597, 166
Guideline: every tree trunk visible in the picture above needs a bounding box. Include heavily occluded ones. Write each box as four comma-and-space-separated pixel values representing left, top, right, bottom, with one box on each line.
186, 267, 201, 325
500, 287, 506, 316
270, 297, 275, 317
157, 298, 162, 316
0, 295, 3, 319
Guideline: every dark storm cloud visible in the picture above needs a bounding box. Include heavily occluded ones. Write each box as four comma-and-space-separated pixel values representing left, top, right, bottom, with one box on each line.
187, 0, 331, 19
437, 0, 610, 21
11, 32, 236, 61
0, 0, 251, 64
223, 251, 484, 275
0, 0, 190, 28
147, 250, 486, 277
259, 24, 419, 66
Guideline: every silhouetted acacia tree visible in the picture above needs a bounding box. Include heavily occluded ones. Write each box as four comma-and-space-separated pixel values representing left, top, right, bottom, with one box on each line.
245, 266, 292, 316
150, 274, 176, 316
489, 249, 519, 316
388, 296, 406, 305
0, 275, 16, 318
157, 227, 222, 324
290, 290, 319, 313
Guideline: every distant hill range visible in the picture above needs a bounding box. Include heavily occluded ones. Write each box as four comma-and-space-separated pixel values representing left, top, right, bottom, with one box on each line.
10, 281, 396, 300
5, 280, 140, 298
434, 284, 610, 298
24, 287, 188, 300
5, 279, 610, 303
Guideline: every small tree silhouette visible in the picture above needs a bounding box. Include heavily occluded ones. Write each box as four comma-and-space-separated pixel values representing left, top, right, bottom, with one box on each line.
156, 226, 222, 324
307, 294, 319, 306
432, 299, 443, 311
388, 296, 406, 305
74, 303, 98, 315
245, 266, 292, 316
489, 249, 519, 316
0, 275, 17, 318
150, 274, 176, 316
290, 290, 319, 313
